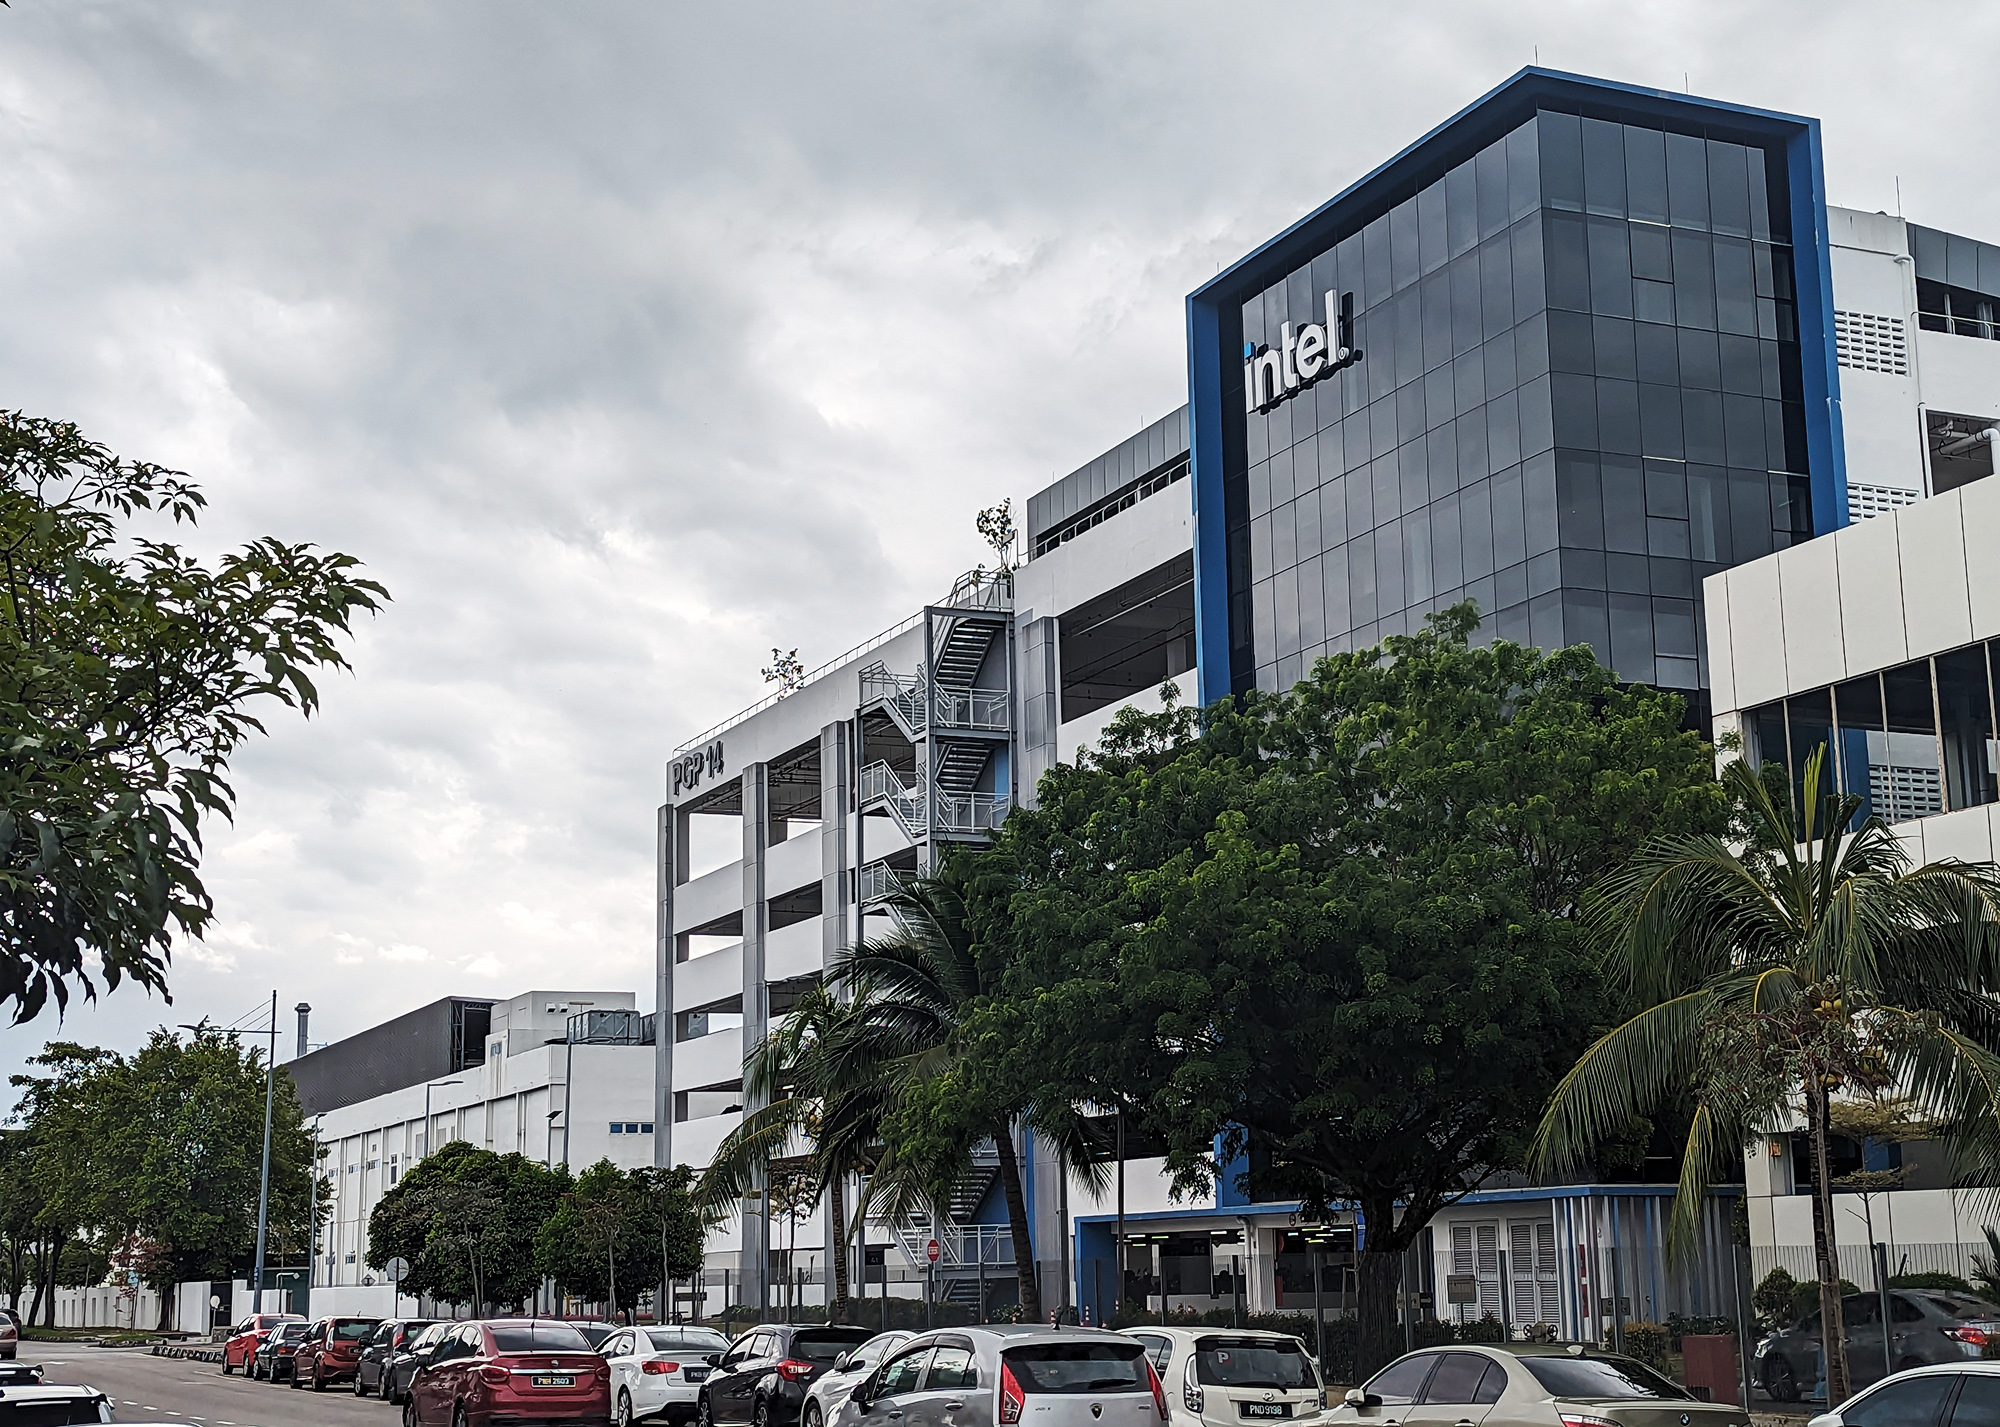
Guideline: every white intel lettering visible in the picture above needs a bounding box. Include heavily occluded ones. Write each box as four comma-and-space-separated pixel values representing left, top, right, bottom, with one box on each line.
1243, 288, 1360, 414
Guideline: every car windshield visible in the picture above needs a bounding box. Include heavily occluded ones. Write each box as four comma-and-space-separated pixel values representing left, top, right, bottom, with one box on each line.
491, 1324, 594, 1354
794, 1330, 873, 1362
1193, 1338, 1315, 1388
272, 1325, 309, 1341
648, 1329, 728, 1352
1521, 1356, 1690, 1401
334, 1321, 377, 1342
1004, 1343, 1151, 1394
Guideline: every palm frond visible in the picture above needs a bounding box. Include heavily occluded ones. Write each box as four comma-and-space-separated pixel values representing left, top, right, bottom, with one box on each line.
1529, 991, 1716, 1178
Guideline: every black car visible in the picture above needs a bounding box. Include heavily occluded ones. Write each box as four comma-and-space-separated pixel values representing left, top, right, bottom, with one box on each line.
354, 1318, 437, 1399
252, 1319, 313, 1382
383, 1320, 454, 1404
698, 1324, 875, 1427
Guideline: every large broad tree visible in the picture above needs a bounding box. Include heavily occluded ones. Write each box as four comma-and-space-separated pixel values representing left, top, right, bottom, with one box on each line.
0, 411, 385, 1022
367, 1143, 568, 1310
970, 606, 1724, 1371
537, 1159, 662, 1316
1532, 750, 2000, 1404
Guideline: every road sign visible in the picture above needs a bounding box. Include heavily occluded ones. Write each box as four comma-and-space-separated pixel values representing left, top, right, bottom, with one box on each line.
926, 1239, 941, 1264
386, 1256, 409, 1286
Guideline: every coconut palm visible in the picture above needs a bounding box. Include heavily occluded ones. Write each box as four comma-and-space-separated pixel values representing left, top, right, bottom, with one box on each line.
1530, 746, 2000, 1404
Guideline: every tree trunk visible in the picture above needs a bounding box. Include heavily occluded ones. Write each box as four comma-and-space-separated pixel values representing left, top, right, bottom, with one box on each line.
1354, 1196, 1406, 1383
40, 1233, 67, 1327
829, 1173, 850, 1322
1808, 1078, 1849, 1405
24, 1239, 47, 1328
157, 1284, 174, 1331
991, 1122, 1043, 1323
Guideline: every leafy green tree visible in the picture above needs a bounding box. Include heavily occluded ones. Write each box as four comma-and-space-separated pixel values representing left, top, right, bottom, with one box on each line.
0, 411, 385, 1022
537, 1159, 661, 1315
971, 607, 1724, 1372
367, 1143, 568, 1310
1532, 748, 2000, 1404
634, 1166, 706, 1317
8, 1044, 120, 1324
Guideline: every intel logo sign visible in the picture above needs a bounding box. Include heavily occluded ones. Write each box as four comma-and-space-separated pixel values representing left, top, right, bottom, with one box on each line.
1244, 289, 1360, 413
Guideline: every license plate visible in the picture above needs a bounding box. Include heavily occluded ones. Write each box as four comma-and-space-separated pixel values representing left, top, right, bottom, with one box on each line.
1241, 1405, 1292, 1419
686, 1368, 710, 1382
533, 1374, 577, 1388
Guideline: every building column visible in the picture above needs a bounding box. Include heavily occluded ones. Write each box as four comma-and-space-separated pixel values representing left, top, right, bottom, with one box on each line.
654, 802, 674, 1169
740, 762, 771, 1312
821, 721, 850, 968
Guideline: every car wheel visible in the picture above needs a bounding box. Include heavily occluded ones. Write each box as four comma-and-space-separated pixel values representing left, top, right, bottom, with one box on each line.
356, 1369, 370, 1397
754, 1397, 771, 1427
804, 1402, 823, 1427
1764, 1356, 1799, 1402
313, 1365, 327, 1392
454, 1406, 470, 1427
404, 1398, 420, 1427
290, 1361, 305, 1389
618, 1389, 636, 1427
696, 1393, 714, 1427
222, 1356, 235, 1376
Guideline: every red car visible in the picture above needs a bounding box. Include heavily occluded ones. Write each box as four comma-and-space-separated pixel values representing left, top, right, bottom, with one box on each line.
406, 1318, 611, 1427
221, 1312, 304, 1375
294, 1315, 383, 1391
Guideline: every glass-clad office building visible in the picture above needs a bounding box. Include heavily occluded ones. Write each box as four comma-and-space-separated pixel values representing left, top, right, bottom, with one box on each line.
1187, 69, 1845, 709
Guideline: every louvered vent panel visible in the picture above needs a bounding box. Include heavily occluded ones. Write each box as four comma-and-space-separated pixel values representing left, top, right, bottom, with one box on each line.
1847, 483, 1921, 522
1835, 310, 1909, 374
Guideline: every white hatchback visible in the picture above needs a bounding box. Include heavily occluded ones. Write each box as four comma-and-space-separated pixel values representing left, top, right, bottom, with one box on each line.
602, 1324, 732, 1427
1127, 1328, 1325, 1427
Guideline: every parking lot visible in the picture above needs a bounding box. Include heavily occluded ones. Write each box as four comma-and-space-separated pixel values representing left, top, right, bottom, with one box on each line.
14, 1342, 396, 1427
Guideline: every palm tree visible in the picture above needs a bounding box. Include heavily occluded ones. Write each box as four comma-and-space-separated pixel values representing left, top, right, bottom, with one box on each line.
1531, 747, 2000, 1405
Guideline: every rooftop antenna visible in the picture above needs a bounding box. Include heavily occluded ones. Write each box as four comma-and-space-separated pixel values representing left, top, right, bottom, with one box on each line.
1895, 176, 1903, 217
1534, 45, 1538, 64
1684, 72, 1690, 93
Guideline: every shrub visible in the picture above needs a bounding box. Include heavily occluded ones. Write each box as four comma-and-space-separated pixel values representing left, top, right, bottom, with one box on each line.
1664, 1312, 1736, 1349
1890, 1272, 1975, 1294
1620, 1322, 1671, 1372
1792, 1278, 1862, 1325
1455, 1313, 1506, 1343
1752, 1267, 1799, 1329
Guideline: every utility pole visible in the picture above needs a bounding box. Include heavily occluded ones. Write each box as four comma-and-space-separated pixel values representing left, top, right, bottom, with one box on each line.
251, 991, 277, 1315
307, 1117, 323, 1299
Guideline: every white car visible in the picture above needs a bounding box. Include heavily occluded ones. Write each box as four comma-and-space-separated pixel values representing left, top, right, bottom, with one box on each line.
1126, 1327, 1324, 1427
800, 1331, 916, 1427
602, 1323, 732, 1427
1810, 1358, 2000, 1427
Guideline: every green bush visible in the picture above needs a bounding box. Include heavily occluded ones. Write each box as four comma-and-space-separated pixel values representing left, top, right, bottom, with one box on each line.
1664, 1312, 1736, 1349
1455, 1313, 1506, 1343
1752, 1267, 1799, 1330
1793, 1278, 1862, 1325
1620, 1322, 1671, 1372
1890, 1272, 1975, 1294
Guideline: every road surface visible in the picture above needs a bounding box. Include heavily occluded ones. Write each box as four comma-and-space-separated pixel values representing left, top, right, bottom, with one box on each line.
16, 1341, 397, 1426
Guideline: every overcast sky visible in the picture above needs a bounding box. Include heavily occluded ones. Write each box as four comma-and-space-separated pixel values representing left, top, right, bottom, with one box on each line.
3, 1, 1997, 1083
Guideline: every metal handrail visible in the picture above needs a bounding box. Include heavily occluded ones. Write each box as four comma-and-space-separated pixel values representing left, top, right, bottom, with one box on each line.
935, 790, 1007, 833
859, 662, 927, 734
856, 860, 908, 905
858, 761, 924, 841
933, 686, 1009, 731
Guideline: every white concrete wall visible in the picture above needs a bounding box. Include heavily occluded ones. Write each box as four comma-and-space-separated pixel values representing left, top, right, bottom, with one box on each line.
1829, 206, 1927, 497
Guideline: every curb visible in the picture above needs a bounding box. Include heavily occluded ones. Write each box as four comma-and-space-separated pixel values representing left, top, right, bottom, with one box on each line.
151, 1346, 225, 1363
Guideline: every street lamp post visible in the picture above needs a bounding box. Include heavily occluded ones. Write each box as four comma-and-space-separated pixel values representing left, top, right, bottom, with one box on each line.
423, 1080, 462, 1161
543, 1033, 574, 1171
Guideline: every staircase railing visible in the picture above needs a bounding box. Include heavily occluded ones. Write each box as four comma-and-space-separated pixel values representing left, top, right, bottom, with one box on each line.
858, 662, 927, 736
878, 1220, 1017, 1271
858, 761, 925, 842
856, 859, 907, 905
946, 567, 1014, 611
933, 686, 1009, 731
935, 789, 1008, 834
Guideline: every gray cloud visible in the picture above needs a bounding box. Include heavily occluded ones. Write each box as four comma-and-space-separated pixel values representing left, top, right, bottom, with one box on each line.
2, 0, 1996, 1079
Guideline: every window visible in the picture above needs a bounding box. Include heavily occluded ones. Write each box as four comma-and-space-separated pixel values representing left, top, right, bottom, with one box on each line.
489, 1323, 591, 1353
1421, 1354, 1495, 1404
794, 1330, 873, 1362
1891, 1295, 1927, 1323
926, 1345, 978, 1390
1363, 1353, 1441, 1405
1519, 1356, 1688, 1400
1131, 1334, 1173, 1372
1848, 1372, 1957, 1427
1194, 1338, 1316, 1388
1002, 1342, 1152, 1394
877, 1347, 932, 1397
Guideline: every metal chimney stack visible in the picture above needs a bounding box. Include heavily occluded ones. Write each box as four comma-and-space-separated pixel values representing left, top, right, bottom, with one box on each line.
295, 1003, 312, 1060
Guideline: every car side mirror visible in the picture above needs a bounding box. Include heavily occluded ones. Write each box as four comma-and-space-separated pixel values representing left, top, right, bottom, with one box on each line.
706, 1353, 723, 1367
834, 1352, 852, 1372
1344, 1389, 1379, 1408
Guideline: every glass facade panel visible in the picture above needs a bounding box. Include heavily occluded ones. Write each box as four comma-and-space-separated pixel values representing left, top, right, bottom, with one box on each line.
1936, 647, 1997, 811
1882, 662, 1943, 822
1228, 108, 1806, 697
1833, 673, 1884, 824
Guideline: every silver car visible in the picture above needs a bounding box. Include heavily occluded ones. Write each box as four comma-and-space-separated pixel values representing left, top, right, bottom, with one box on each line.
1321, 1343, 1749, 1427
824, 1325, 1164, 1427
1808, 1359, 2000, 1427
804, 1333, 917, 1427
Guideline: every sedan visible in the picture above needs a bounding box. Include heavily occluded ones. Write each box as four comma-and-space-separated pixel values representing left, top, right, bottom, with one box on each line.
253, 1320, 313, 1382
602, 1323, 730, 1425
1808, 1360, 2000, 1427
0, 1311, 16, 1361
1321, 1343, 1751, 1427
699, 1323, 873, 1427
357, 1319, 438, 1399
406, 1318, 611, 1427
1758, 1291, 2000, 1400
800, 1331, 913, 1427
220, 1312, 304, 1375
386, 1321, 456, 1405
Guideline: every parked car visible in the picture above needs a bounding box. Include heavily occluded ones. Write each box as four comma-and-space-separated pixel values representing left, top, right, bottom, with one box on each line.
1757, 1290, 2000, 1400
602, 1323, 731, 1426
0, 1360, 45, 1386
568, 1320, 618, 1349
0, 1310, 16, 1361
1322, 1343, 1749, 1427
1807, 1359, 2000, 1427
221, 1312, 304, 1375
356, 1319, 438, 1399
818, 1326, 1165, 1427
404, 1318, 611, 1427
252, 1319, 314, 1382
293, 1314, 383, 1391
0, 1381, 114, 1422
800, 1331, 914, 1427
699, 1323, 875, 1427
1126, 1327, 1323, 1427
385, 1321, 456, 1405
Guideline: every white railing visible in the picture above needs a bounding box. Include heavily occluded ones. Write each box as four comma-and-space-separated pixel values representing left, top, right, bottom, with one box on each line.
933, 687, 1009, 731
858, 761, 925, 841
856, 860, 906, 905
859, 662, 927, 734
881, 1219, 1016, 1270
946, 567, 1014, 612
936, 790, 1007, 834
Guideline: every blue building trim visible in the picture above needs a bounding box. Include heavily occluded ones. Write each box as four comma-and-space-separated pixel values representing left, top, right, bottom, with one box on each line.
1186, 67, 1840, 698
1786, 119, 1848, 533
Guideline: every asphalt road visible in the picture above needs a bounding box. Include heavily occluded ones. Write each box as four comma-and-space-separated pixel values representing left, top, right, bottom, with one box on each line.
16, 1342, 402, 1427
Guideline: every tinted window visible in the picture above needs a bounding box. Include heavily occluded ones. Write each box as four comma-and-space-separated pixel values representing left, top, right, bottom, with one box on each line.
1893, 1297, 1928, 1324
927, 1347, 977, 1391
573, 1323, 615, 1348
1132, 1335, 1173, 1372
878, 1348, 931, 1397
649, 1329, 729, 1353
1521, 1356, 1688, 1400
489, 1324, 593, 1354
1422, 1355, 1494, 1404
1473, 1364, 1504, 1406
603, 1333, 632, 1358
1364, 1355, 1440, 1406
334, 1320, 377, 1342
1953, 1375, 2000, 1427
1003, 1343, 1151, 1394
1850, 1372, 1956, 1427
795, 1330, 873, 1362
1194, 1338, 1314, 1389
0, 1393, 110, 1424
